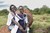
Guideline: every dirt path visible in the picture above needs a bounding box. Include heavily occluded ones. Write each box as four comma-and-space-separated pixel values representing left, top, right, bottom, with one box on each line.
0, 25, 10, 33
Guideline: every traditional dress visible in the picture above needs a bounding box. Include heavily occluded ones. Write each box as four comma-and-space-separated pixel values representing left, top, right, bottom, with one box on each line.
17, 14, 26, 33
7, 12, 19, 33
6, 12, 29, 33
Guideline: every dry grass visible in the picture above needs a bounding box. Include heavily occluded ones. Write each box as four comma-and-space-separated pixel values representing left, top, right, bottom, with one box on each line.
0, 14, 50, 33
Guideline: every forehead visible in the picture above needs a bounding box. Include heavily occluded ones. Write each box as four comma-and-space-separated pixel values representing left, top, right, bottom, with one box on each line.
19, 6, 23, 8
19, 7, 22, 9
11, 6, 15, 8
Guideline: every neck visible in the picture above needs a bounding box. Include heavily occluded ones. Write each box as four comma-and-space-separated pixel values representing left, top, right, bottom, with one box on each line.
20, 12, 23, 14
12, 11, 16, 15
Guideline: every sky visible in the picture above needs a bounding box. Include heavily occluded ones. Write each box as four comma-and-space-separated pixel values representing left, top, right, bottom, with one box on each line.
0, 0, 50, 10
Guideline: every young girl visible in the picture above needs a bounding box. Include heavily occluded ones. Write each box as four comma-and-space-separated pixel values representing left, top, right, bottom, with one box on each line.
7, 5, 25, 33
17, 6, 29, 33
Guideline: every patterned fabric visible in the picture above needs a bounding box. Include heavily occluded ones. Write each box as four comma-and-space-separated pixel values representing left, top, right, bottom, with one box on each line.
11, 17, 15, 25
17, 14, 26, 33
8, 17, 15, 31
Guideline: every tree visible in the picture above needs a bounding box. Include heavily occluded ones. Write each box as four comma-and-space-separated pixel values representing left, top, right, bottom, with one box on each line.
33, 8, 39, 14
0, 9, 9, 16
39, 5, 49, 14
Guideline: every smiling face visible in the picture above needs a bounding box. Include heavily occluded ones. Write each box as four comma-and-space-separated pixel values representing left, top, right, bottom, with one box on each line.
18, 6, 24, 14
10, 5, 17, 13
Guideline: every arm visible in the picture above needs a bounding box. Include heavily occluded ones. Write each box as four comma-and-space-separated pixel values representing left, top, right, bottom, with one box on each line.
12, 18, 26, 32
26, 16, 30, 33
25, 14, 30, 33
25, 14, 29, 27
6, 13, 13, 26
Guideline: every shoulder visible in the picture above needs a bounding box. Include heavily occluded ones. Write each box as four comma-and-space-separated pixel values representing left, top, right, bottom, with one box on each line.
23, 13, 27, 17
8, 12, 14, 18
8, 13, 11, 16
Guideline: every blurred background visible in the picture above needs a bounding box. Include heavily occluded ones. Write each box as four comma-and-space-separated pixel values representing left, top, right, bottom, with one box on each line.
0, 0, 50, 33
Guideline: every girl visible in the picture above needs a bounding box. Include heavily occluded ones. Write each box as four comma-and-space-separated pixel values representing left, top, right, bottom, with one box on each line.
7, 5, 25, 33
17, 6, 29, 33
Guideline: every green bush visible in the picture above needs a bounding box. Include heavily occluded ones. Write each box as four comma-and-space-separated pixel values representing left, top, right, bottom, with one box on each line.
0, 9, 9, 16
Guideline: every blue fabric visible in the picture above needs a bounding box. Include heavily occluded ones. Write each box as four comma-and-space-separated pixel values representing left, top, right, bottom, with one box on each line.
11, 17, 15, 25
17, 28, 23, 33
16, 14, 26, 33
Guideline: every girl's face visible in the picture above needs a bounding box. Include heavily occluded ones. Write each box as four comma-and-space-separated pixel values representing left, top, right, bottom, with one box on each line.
19, 7, 24, 14
11, 6, 16, 12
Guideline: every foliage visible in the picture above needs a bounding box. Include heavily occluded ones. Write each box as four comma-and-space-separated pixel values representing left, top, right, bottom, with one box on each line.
24, 5, 50, 15
0, 5, 50, 33
0, 9, 9, 16
0, 5, 50, 15
30, 14, 50, 33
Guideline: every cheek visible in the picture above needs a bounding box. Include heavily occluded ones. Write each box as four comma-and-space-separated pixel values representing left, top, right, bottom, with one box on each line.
11, 9, 14, 11
22, 11, 24, 12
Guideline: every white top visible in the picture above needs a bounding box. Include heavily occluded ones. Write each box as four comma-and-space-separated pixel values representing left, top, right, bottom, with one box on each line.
16, 13, 28, 23
6, 12, 28, 33
6, 12, 19, 26
24, 14, 28, 23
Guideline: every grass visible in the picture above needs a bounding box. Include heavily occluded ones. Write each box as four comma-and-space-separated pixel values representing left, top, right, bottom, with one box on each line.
0, 14, 50, 33
30, 14, 50, 33
0, 15, 7, 28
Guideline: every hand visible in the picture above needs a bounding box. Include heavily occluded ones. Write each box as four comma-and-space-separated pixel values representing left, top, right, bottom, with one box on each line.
19, 26, 26, 33
19, 27, 26, 33
22, 29, 27, 33
18, 26, 25, 32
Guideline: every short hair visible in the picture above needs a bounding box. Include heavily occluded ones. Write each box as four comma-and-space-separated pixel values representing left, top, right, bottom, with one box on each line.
18, 6, 24, 10
10, 5, 17, 11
